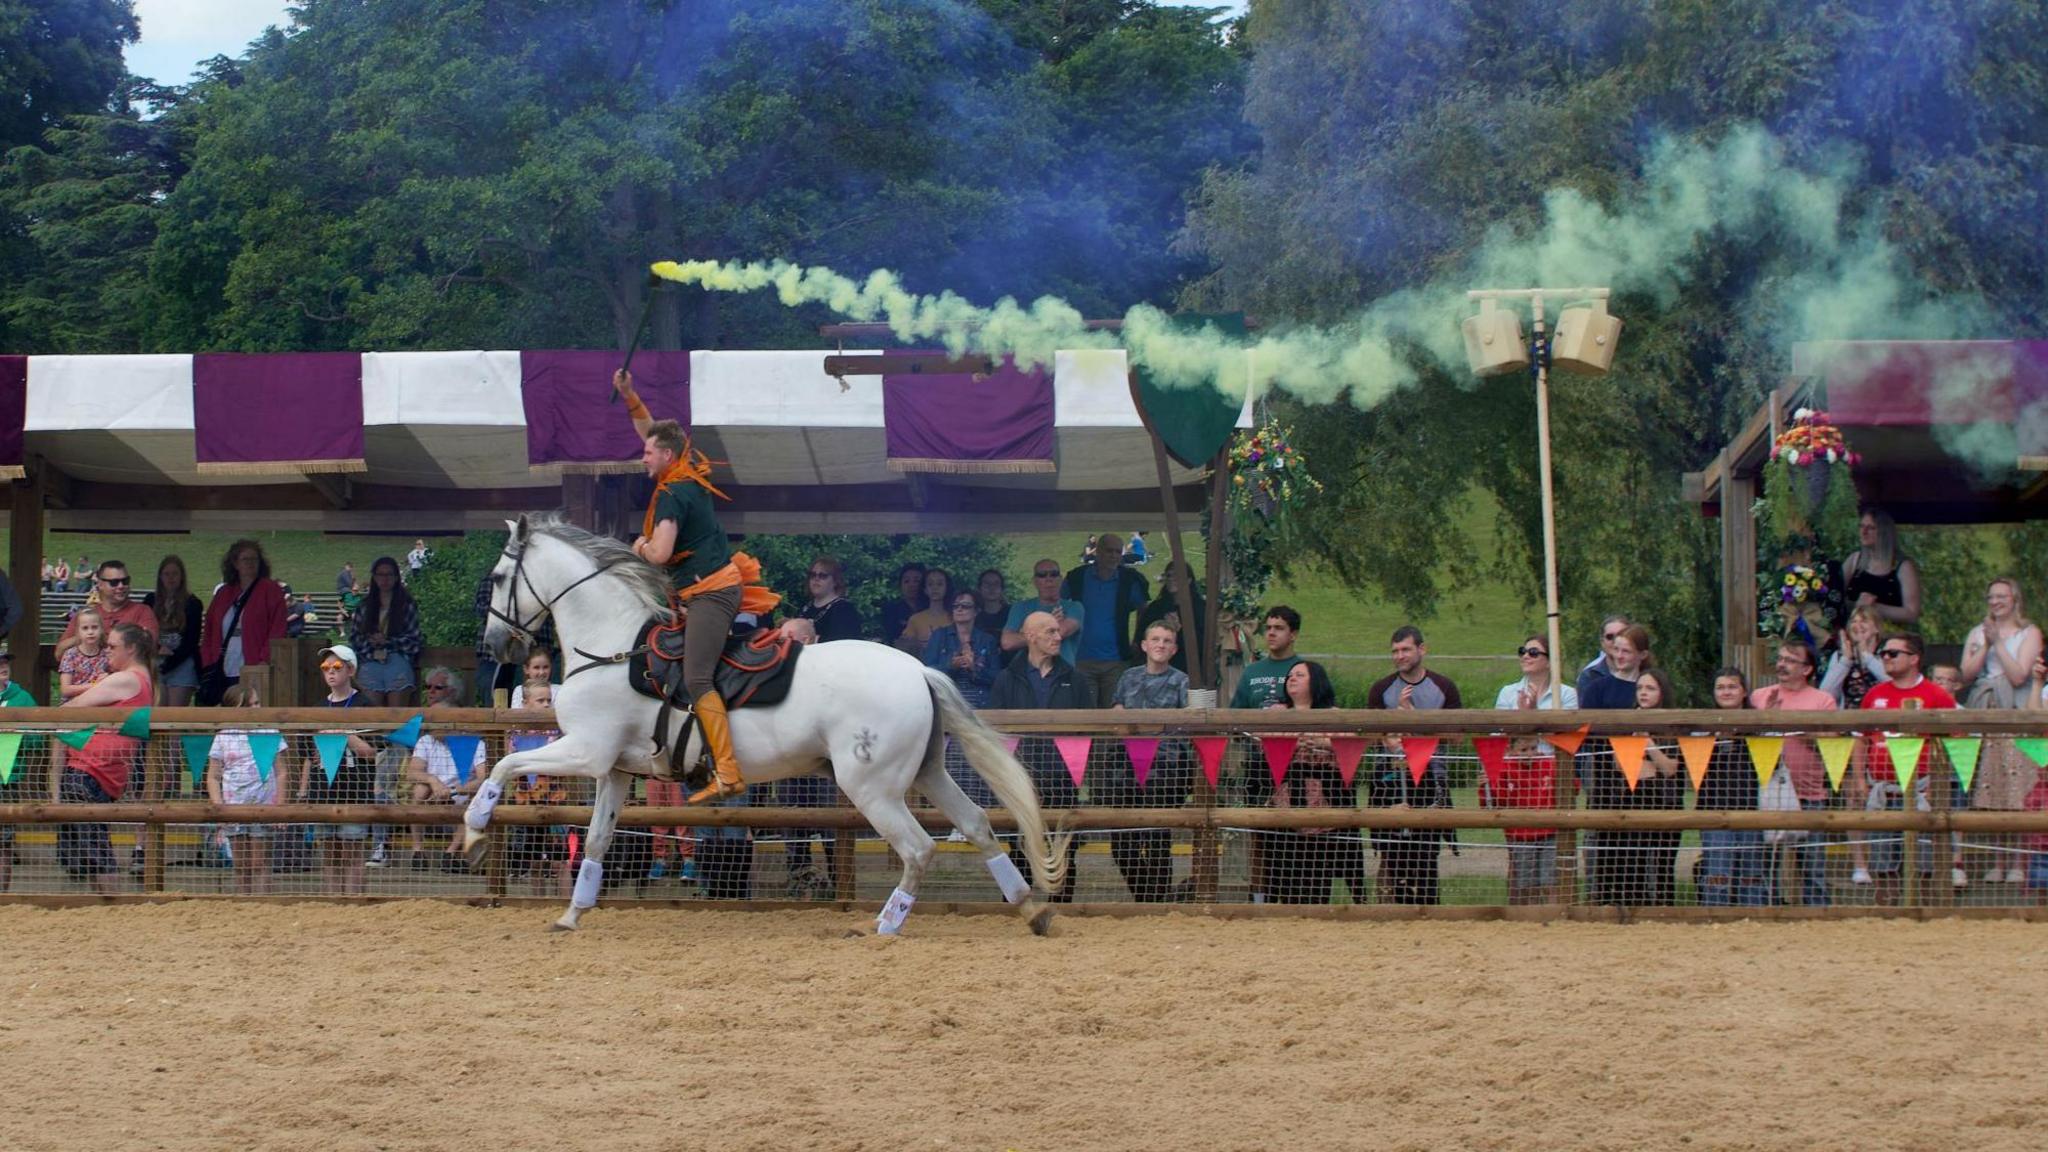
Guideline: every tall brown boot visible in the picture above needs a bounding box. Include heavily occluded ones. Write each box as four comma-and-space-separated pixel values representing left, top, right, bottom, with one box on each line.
685, 691, 746, 803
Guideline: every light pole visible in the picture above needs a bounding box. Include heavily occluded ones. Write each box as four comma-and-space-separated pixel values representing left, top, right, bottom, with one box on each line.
1462, 287, 1621, 679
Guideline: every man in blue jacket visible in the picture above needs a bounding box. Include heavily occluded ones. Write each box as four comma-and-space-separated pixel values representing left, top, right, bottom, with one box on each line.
1062, 532, 1150, 707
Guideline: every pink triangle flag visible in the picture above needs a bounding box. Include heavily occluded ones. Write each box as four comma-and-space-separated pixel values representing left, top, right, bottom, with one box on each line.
1259, 736, 1299, 788
1054, 736, 1092, 788
1001, 735, 1021, 758
1402, 737, 1441, 785
1330, 736, 1370, 788
1192, 736, 1229, 788
1124, 738, 1161, 788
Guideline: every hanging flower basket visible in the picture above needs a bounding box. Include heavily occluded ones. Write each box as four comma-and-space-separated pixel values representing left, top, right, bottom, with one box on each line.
1226, 418, 1323, 524
1760, 408, 1862, 553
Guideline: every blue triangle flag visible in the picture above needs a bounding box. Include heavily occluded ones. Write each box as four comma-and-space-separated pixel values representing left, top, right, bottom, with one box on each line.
313, 733, 349, 786
180, 734, 216, 788
246, 732, 284, 784
445, 734, 483, 785
387, 713, 423, 749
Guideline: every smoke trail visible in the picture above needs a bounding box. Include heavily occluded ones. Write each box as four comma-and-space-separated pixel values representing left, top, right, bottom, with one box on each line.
653, 125, 1989, 409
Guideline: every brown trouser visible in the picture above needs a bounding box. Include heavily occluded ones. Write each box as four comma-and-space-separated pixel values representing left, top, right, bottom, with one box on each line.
679, 583, 742, 700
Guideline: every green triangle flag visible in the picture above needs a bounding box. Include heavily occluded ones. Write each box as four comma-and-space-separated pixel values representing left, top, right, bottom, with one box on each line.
2015, 738, 2048, 770
57, 725, 96, 751
246, 732, 284, 785
1134, 313, 1251, 467
181, 734, 215, 788
1816, 737, 1855, 791
117, 706, 151, 740
0, 732, 20, 786
313, 733, 349, 786
1941, 737, 1981, 792
1887, 737, 1926, 790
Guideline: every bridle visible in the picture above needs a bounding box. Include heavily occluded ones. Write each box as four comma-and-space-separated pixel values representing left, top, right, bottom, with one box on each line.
484, 532, 622, 648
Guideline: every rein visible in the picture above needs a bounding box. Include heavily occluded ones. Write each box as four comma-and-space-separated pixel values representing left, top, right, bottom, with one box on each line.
488, 536, 652, 678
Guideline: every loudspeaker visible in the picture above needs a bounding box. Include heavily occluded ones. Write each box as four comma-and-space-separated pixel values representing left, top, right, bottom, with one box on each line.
1461, 299, 1528, 378
1552, 299, 1622, 375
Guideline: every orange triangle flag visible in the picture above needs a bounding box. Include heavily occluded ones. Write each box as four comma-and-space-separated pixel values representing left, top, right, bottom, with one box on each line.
1259, 736, 1299, 788
1546, 724, 1592, 757
1608, 735, 1649, 790
1677, 736, 1716, 791
1745, 736, 1784, 787
1329, 736, 1369, 788
1401, 737, 1440, 784
1472, 736, 1512, 793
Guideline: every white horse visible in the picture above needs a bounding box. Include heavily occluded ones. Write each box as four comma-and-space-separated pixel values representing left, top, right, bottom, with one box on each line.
460, 513, 1068, 935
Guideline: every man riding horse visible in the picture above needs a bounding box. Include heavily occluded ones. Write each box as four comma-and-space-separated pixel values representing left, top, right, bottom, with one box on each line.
612, 367, 776, 803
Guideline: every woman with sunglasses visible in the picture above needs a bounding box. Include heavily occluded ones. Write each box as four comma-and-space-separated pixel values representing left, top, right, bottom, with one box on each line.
792, 556, 863, 644
1490, 635, 1579, 903
922, 590, 1001, 708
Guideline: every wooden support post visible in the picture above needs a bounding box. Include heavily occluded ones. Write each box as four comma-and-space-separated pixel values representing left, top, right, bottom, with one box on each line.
832, 828, 857, 902
1203, 447, 1229, 694
1722, 471, 1760, 682
1551, 751, 1577, 905
1190, 772, 1219, 903
1126, 371, 1206, 690
142, 736, 166, 894
1927, 748, 1953, 909
9, 459, 45, 702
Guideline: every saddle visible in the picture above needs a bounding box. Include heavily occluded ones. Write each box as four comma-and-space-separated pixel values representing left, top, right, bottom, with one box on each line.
628, 616, 802, 711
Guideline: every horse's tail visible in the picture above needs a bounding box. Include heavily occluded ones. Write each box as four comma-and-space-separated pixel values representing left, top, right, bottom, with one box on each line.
922, 668, 1070, 894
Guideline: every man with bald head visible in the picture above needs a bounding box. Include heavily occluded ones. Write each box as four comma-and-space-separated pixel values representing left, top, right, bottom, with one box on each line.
987, 610, 1092, 900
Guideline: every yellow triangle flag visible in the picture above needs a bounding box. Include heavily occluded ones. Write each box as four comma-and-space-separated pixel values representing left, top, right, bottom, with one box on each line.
1941, 737, 1982, 791
1887, 737, 1926, 790
1816, 737, 1855, 791
1609, 735, 1649, 790
1676, 736, 1715, 791
1745, 737, 1784, 787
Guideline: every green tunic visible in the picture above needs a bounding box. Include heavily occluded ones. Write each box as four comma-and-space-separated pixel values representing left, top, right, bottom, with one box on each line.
652, 477, 732, 589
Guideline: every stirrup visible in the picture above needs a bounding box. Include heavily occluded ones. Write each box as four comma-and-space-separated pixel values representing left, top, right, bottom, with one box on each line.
684, 777, 747, 804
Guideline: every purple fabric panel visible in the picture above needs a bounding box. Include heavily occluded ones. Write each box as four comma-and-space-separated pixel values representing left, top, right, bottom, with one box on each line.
2016, 342, 2048, 458
0, 356, 24, 471
883, 356, 1054, 465
521, 350, 691, 466
192, 352, 364, 466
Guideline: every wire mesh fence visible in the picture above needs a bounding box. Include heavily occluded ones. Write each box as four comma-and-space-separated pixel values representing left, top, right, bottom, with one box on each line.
2, 709, 2045, 913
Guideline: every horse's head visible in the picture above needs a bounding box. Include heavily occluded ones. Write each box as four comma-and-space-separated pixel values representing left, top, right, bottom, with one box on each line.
483, 515, 546, 661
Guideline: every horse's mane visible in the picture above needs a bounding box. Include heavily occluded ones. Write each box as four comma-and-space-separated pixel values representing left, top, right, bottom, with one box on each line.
525, 512, 675, 620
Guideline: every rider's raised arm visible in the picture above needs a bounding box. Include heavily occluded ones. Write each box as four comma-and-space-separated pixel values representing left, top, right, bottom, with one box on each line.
612, 369, 655, 440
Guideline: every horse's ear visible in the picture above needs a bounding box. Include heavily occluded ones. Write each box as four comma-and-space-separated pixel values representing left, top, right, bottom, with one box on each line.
508, 515, 527, 542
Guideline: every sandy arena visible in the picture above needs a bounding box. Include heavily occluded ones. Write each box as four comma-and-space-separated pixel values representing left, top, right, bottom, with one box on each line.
0, 902, 2041, 1150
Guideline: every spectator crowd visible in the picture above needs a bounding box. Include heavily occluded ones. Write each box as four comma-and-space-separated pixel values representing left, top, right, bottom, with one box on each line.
5, 510, 2048, 908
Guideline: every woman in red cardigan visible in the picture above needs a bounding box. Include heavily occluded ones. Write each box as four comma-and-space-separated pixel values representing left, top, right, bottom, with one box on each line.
199, 539, 289, 705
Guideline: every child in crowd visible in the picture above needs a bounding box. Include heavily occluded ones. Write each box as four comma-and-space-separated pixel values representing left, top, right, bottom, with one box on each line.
508, 650, 555, 707
206, 683, 279, 896
0, 651, 35, 892
296, 645, 377, 894
58, 607, 110, 699
507, 681, 568, 897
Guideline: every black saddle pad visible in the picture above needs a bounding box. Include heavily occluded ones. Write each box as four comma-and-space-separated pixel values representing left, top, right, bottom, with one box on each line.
630, 619, 801, 710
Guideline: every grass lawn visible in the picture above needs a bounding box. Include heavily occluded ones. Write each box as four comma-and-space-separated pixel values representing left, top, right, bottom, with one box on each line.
5, 530, 437, 596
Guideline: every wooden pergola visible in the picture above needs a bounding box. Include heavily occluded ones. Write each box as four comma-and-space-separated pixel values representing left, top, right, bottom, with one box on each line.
1687, 340, 2048, 677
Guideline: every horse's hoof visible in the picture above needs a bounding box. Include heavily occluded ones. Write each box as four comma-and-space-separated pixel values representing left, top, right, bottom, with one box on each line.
841, 929, 867, 939
1029, 908, 1055, 937
463, 837, 490, 870
549, 920, 576, 933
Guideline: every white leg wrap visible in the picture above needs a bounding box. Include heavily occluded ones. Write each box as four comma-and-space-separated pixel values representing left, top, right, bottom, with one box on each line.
876, 886, 916, 936
986, 854, 1031, 904
464, 780, 504, 832
572, 857, 604, 909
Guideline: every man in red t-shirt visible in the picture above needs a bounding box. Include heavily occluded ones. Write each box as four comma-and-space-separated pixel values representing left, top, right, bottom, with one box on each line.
1852, 631, 1956, 894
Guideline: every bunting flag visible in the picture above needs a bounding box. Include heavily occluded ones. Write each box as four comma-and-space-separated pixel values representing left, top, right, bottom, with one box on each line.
445, 734, 484, 786
1001, 735, 1022, 758
313, 733, 350, 787
57, 726, 96, 751
1546, 725, 1591, 757
1192, 736, 1229, 789
1817, 737, 1856, 791
1676, 736, 1716, 791
1608, 735, 1650, 790
0, 732, 19, 786
1330, 736, 1370, 789
1402, 737, 1440, 785
386, 713, 423, 749
246, 732, 284, 784
1941, 737, 1982, 792
1053, 736, 1092, 788
1886, 737, 1926, 790
1471, 736, 1511, 793
1745, 736, 1785, 788
1259, 736, 1299, 788
116, 707, 151, 740
181, 734, 216, 788
1124, 738, 1160, 788
2014, 737, 2048, 770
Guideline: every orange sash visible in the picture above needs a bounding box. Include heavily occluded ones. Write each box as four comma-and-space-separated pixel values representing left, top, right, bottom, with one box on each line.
676, 552, 782, 616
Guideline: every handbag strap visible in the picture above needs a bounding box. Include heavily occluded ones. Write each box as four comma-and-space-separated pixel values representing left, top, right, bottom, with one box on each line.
220, 581, 259, 644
